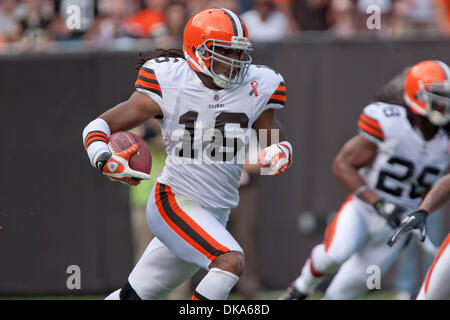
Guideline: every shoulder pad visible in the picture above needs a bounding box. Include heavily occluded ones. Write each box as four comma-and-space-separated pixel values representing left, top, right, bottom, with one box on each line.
358, 102, 406, 143
135, 57, 188, 102
249, 65, 286, 108
135, 63, 163, 98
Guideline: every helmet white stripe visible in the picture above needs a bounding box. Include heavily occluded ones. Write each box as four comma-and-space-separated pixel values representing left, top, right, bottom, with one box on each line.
221, 8, 243, 37
435, 60, 450, 80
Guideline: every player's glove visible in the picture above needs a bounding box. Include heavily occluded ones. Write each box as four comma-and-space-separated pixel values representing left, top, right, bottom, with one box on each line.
95, 144, 150, 186
258, 142, 292, 176
387, 209, 428, 247
373, 198, 405, 229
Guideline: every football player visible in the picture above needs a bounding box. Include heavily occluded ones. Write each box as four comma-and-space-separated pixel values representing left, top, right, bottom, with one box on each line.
280, 60, 450, 300
388, 173, 450, 300
82, 8, 293, 300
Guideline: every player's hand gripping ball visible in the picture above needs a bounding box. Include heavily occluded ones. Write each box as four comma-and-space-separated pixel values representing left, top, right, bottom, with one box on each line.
96, 132, 152, 186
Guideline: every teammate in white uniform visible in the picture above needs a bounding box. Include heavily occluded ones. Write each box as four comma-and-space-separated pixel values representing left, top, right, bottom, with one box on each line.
82, 8, 293, 300
389, 175, 450, 300
280, 60, 450, 300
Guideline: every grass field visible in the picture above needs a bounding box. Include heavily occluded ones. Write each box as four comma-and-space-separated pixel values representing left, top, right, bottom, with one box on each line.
0, 290, 398, 300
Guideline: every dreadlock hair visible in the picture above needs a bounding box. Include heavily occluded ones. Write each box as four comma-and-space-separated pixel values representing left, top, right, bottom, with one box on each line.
373, 66, 418, 122
136, 48, 185, 70
374, 67, 410, 108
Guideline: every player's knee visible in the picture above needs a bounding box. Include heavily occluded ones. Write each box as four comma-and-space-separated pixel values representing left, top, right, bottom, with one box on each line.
209, 251, 245, 277
119, 280, 142, 300
311, 244, 341, 275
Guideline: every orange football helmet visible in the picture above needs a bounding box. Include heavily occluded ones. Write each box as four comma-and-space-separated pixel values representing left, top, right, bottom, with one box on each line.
404, 60, 450, 126
183, 8, 252, 89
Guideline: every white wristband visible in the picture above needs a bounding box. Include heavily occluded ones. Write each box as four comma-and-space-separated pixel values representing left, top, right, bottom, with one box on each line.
353, 185, 369, 198
82, 118, 111, 167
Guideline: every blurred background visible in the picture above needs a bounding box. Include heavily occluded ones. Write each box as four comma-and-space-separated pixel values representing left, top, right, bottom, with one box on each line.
1, 0, 450, 53
0, 0, 449, 299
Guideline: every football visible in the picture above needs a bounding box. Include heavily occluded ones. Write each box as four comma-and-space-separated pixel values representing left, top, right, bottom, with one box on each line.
108, 131, 152, 176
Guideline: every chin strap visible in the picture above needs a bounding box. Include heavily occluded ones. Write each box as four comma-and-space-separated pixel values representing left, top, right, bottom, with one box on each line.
427, 110, 450, 126
213, 74, 233, 89
194, 50, 232, 89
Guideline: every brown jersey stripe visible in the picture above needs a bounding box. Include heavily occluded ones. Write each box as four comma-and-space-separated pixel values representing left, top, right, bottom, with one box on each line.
358, 120, 384, 141
267, 98, 286, 105
139, 69, 158, 81
155, 183, 230, 261
135, 83, 162, 98
138, 72, 159, 85
138, 75, 160, 86
360, 113, 382, 131
267, 81, 287, 105
135, 79, 161, 90
269, 94, 286, 102
359, 116, 384, 137
141, 67, 156, 75
273, 90, 286, 96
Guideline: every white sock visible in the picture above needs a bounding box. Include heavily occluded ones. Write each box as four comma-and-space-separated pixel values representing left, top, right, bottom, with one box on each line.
294, 244, 340, 295
294, 257, 324, 295
193, 268, 239, 300
104, 289, 121, 300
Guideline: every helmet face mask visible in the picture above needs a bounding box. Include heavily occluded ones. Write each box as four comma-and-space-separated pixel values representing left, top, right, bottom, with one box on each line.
197, 38, 253, 89
417, 80, 450, 126
183, 8, 253, 89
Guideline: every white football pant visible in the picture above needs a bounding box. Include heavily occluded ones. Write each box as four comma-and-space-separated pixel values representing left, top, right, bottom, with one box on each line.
294, 196, 408, 299
416, 233, 450, 300
127, 182, 243, 299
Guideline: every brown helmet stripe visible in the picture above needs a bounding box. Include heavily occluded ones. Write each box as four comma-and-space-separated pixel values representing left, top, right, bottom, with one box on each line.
219, 8, 243, 37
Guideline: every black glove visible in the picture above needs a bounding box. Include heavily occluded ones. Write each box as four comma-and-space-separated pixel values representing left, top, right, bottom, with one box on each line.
373, 198, 405, 229
95, 152, 112, 172
387, 209, 428, 247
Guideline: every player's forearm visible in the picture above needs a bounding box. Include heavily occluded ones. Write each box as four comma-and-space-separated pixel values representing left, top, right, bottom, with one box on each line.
332, 160, 378, 205
99, 92, 162, 133
419, 174, 450, 214
261, 117, 288, 146
253, 110, 288, 146
100, 101, 145, 133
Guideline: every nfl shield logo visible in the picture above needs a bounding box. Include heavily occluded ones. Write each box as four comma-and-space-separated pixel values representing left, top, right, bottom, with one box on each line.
214, 94, 220, 101
108, 162, 118, 173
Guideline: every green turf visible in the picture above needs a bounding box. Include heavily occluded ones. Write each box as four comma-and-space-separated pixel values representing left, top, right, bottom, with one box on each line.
232, 290, 397, 300
0, 291, 398, 300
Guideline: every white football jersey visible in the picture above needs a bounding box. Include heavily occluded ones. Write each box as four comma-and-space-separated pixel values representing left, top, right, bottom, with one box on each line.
358, 102, 450, 210
135, 57, 286, 208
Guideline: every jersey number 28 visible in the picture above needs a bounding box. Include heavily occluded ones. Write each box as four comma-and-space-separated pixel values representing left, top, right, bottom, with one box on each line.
376, 157, 440, 199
